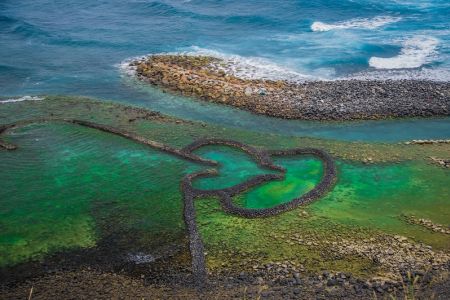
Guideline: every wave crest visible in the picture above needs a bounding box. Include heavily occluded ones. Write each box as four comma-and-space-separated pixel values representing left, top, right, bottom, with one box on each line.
120, 46, 317, 82
369, 36, 439, 69
311, 16, 401, 32
184, 46, 316, 82
0, 96, 44, 104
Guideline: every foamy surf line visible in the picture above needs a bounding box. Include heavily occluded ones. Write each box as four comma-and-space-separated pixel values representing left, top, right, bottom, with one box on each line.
120, 45, 450, 83
342, 68, 450, 82
119, 46, 318, 83
369, 36, 439, 69
187, 46, 317, 82
0, 96, 44, 104
311, 16, 401, 32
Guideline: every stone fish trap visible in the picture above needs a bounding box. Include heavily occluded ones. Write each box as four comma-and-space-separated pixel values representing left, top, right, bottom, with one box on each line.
0, 119, 337, 286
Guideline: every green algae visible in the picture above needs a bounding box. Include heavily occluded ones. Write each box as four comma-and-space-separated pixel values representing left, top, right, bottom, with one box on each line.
225, 158, 450, 248
234, 157, 324, 209
0, 124, 201, 266
194, 197, 379, 276
0, 96, 449, 271
192, 152, 449, 276
1, 95, 449, 162
312, 161, 450, 249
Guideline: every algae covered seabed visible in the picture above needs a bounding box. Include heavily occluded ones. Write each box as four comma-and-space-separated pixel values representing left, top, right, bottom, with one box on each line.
0, 96, 449, 295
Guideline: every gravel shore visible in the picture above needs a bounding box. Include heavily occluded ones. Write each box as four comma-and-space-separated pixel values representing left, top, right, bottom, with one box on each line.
130, 55, 450, 120
2, 265, 449, 299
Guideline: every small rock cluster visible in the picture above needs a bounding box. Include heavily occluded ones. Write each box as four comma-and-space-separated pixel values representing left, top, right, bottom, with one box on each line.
404, 215, 450, 234
429, 156, 450, 168
130, 54, 450, 120
334, 234, 449, 277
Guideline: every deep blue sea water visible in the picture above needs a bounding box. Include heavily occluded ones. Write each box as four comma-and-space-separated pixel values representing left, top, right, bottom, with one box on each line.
1, 0, 449, 141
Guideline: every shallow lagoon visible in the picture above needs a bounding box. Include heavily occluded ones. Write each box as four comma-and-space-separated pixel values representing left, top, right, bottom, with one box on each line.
0, 97, 448, 273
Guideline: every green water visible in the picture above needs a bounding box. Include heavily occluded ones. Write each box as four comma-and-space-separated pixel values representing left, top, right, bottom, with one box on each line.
235, 157, 324, 209
313, 161, 450, 246
0, 124, 201, 266
192, 155, 449, 275
1, 115, 449, 268
192, 146, 278, 190
195, 156, 449, 249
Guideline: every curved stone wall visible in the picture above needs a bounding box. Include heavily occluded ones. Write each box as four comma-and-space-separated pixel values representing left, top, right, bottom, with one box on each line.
0, 119, 337, 286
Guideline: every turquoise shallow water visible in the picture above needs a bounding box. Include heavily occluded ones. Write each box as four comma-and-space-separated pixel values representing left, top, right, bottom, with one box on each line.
1, 0, 449, 141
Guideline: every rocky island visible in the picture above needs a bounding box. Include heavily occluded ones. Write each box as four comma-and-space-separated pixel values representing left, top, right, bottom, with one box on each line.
128, 55, 450, 120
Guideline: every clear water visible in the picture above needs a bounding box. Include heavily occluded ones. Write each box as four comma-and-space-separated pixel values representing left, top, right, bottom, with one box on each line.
1, 0, 449, 141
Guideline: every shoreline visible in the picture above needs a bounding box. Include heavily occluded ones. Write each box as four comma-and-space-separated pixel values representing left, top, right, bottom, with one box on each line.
129, 55, 450, 121
2, 265, 449, 299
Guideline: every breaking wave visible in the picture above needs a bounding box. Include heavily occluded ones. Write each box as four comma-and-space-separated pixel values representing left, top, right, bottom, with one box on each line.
0, 96, 44, 104
311, 16, 401, 32
369, 36, 439, 69
119, 46, 318, 83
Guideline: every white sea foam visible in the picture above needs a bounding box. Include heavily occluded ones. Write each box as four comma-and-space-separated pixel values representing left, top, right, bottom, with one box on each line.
127, 252, 155, 264
119, 42, 448, 84
342, 67, 450, 82
181, 46, 316, 82
117, 57, 142, 77
119, 46, 318, 82
369, 36, 439, 69
311, 16, 401, 32
0, 95, 44, 104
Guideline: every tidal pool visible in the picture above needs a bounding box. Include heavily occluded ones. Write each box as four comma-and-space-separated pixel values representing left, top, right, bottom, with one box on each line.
0, 98, 449, 271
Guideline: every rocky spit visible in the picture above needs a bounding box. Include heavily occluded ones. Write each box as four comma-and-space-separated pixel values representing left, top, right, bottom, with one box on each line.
129, 55, 450, 120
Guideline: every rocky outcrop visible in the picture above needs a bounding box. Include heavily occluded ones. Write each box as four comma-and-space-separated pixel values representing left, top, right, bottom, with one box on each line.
130, 55, 450, 120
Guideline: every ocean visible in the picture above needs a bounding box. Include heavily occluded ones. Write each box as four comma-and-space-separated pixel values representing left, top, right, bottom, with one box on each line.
1, 0, 449, 141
